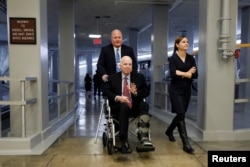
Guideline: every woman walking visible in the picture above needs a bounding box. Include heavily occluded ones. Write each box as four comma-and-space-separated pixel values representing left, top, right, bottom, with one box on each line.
165, 35, 198, 154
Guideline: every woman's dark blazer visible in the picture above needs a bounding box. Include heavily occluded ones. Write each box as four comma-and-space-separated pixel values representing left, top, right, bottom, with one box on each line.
103, 72, 149, 107
168, 53, 198, 113
97, 44, 138, 77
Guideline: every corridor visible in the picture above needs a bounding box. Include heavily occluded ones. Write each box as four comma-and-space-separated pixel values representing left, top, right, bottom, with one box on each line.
0, 90, 250, 167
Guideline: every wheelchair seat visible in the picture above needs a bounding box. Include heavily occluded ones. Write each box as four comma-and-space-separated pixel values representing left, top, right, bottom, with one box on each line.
95, 97, 155, 155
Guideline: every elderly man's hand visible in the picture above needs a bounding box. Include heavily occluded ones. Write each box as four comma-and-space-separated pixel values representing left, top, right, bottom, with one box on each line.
130, 83, 137, 95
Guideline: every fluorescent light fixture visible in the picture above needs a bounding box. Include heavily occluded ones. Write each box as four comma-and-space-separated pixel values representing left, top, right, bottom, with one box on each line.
138, 54, 151, 61
193, 47, 199, 51
88, 34, 101, 38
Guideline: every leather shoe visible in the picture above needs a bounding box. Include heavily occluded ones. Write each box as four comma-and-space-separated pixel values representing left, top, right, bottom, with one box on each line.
121, 141, 132, 154
165, 130, 176, 142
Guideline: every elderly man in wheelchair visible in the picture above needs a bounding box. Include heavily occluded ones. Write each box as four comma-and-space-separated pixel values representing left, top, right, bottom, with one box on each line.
102, 56, 155, 154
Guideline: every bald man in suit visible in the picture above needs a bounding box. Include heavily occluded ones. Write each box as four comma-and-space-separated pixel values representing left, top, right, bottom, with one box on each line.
97, 29, 138, 82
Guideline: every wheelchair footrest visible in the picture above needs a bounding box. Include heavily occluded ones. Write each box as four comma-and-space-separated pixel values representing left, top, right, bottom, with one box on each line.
136, 145, 155, 152
136, 140, 155, 152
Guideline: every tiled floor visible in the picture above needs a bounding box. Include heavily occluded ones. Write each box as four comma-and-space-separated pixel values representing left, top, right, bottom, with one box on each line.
0, 93, 249, 167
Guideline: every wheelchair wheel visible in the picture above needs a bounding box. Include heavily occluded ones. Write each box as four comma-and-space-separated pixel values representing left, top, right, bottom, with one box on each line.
102, 132, 107, 147
107, 139, 113, 155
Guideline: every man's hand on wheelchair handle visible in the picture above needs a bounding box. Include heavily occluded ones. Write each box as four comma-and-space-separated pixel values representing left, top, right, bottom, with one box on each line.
102, 74, 109, 82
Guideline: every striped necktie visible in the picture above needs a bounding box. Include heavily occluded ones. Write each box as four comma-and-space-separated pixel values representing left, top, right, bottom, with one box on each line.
123, 77, 132, 109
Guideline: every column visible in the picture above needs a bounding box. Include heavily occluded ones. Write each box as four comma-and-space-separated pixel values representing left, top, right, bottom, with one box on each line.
150, 5, 168, 109
186, 32, 194, 54
59, 0, 75, 82
197, 0, 237, 140
128, 28, 138, 65
86, 53, 93, 75
58, 0, 75, 110
8, 0, 49, 136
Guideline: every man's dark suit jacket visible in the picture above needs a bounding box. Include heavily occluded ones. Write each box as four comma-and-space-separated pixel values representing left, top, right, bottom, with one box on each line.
97, 44, 138, 77
103, 72, 149, 107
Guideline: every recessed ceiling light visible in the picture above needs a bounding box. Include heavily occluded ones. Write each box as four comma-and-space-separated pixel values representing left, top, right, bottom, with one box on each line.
88, 34, 101, 38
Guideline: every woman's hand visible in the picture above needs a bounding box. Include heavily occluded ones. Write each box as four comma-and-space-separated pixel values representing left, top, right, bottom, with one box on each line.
176, 67, 195, 79
188, 66, 196, 74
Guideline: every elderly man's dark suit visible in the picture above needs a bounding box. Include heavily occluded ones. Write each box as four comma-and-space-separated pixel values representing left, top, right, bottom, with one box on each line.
103, 71, 149, 140
97, 44, 138, 77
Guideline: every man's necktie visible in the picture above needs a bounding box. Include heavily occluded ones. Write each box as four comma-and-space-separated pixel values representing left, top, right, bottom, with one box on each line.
116, 48, 120, 72
123, 77, 132, 109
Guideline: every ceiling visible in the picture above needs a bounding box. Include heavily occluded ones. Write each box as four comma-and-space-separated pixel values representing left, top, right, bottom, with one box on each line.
46, 0, 250, 57
1, 0, 250, 57
47, 0, 200, 56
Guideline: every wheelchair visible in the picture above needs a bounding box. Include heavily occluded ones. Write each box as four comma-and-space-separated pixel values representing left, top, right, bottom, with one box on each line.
95, 97, 155, 155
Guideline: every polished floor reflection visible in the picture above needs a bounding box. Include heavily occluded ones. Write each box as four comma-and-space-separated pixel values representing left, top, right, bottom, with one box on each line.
0, 91, 250, 167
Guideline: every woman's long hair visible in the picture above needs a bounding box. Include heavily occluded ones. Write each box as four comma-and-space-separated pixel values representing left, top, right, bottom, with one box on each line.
172, 35, 187, 56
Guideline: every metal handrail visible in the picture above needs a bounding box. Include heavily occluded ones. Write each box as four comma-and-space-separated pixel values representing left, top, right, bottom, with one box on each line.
48, 80, 74, 118
0, 78, 75, 138
0, 77, 37, 137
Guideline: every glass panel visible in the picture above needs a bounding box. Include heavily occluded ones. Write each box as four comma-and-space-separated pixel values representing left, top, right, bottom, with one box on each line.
234, 46, 250, 129
49, 97, 58, 121
234, 103, 250, 129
